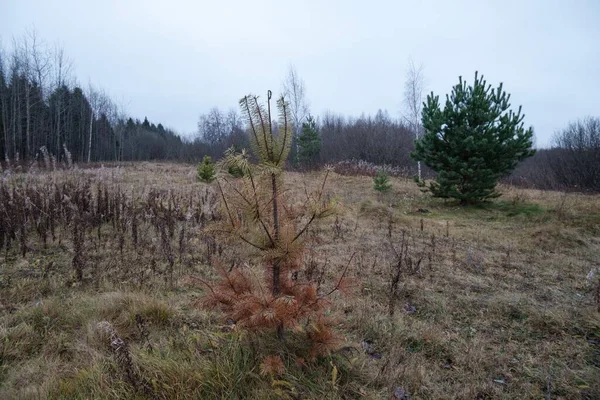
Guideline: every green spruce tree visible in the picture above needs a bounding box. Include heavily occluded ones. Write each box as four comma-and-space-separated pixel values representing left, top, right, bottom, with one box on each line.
412, 72, 535, 203
373, 169, 392, 192
197, 155, 216, 183
297, 115, 321, 168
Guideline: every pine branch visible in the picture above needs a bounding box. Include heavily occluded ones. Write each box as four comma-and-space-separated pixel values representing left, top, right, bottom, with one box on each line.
276, 96, 290, 165
188, 275, 216, 295
247, 168, 275, 247
252, 95, 273, 161
324, 251, 356, 297
238, 234, 268, 251
292, 214, 316, 244
216, 179, 236, 229
267, 90, 274, 156
292, 169, 331, 244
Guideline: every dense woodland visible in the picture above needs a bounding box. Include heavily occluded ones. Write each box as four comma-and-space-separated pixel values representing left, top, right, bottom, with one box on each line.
0, 32, 183, 164
1, 32, 598, 192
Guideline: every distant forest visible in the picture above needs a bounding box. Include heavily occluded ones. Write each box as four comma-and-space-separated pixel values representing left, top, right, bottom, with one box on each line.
1, 31, 597, 192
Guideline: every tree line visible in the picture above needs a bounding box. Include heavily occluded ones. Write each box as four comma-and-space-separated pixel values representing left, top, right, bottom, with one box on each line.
1, 32, 597, 193
509, 118, 600, 192
193, 66, 598, 193
0, 31, 184, 164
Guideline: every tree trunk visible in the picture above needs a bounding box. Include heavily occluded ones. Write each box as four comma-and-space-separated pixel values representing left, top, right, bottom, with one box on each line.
271, 172, 285, 340
87, 108, 93, 163
271, 172, 280, 295
56, 97, 61, 159
25, 84, 30, 160
11, 80, 18, 159
0, 90, 9, 160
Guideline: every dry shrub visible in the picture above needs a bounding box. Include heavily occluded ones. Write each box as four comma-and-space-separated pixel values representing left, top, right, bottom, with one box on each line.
332, 159, 411, 178
0, 170, 222, 287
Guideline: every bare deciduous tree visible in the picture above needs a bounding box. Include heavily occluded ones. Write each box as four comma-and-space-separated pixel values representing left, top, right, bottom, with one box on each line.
51, 45, 73, 157
403, 60, 425, 179
198, 107, 227, 145
282, 65, 309, 163
0, 31, 187, 165
28, 30, 51, 156
9, 42, 21, 159
320, 111, 414, 168
552, 117, 600, 190
86, 83, 112, 162
195, 107, 247, 160
225, 108, 243, 133
86, 82, 98, 162
18, 35, 33, 160
0, 40, 8, 160
29, 31, 51, 100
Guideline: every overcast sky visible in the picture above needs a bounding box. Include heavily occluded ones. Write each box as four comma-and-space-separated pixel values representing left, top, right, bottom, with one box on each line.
2, 0, 599, 146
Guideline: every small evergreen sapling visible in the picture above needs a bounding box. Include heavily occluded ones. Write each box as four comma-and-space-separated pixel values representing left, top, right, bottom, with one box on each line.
195, 91, 345, 360
373, 169, 392, 192
412, 72, 535, 203
297, 115, 321, 168
227, 165, 244, 178
197, 155, 216, 183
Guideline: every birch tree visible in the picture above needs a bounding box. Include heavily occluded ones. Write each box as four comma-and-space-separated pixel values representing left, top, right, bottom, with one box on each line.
29, 30, 51, 155
403, 60, 425, 179
0, 40, 9, 160
282, 65, 309, 164
51, 45, 72, 158
20, 30, 51, 159
85, 82, 110, 162
18, 36, 33, 160
9, 46, 21, 160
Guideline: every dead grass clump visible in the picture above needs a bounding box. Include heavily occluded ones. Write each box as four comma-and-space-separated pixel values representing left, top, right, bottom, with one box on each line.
0, 322, 41, 363
94, 292, 175, 341
96, 321, 155, 398
331, 159, 411, 178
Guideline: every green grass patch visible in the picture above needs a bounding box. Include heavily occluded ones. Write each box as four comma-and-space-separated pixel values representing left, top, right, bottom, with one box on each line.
423, 199, 547, 222
479, 201, 546, 217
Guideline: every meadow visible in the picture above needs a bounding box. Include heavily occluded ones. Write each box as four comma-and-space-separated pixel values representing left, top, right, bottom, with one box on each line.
0, 163, 598, 399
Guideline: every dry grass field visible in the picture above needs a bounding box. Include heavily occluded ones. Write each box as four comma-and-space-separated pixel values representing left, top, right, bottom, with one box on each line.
0, 163, 599, 399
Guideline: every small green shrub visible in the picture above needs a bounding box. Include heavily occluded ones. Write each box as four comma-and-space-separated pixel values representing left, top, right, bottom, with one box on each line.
197, 156, 216, 183
227, 165, 244, 178
373, 170, 391, 192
